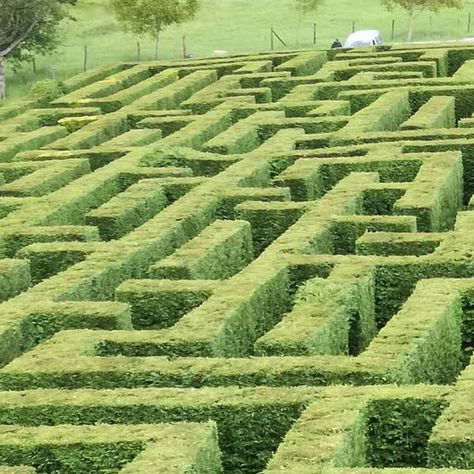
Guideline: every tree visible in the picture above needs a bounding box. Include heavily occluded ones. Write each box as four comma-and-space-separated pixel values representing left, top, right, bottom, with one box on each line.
294, 0, 324, 14
381, 0, 464, 41
0, 0, 75, 99
292, 0, 324, 46
109, 0, 201, 60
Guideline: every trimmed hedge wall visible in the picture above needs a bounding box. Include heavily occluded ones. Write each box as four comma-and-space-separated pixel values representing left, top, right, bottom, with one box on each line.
0, 422, 222, 473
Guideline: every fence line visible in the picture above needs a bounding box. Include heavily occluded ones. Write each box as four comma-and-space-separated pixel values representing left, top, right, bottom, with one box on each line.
9, 11, 474, 90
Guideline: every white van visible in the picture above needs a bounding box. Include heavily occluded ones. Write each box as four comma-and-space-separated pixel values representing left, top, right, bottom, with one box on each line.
344, 30, 383, 48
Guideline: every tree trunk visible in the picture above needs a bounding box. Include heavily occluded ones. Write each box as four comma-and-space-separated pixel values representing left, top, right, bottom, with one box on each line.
407, 8, 416, 41
296, 10, 302, 47
154, 30, 161, 60
0, 59, 5, 100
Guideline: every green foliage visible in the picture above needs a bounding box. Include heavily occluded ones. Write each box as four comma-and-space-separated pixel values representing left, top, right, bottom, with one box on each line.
0, 0, 75, 99
293, 0, 324, 14
29, 79, 64, 105
381, 0, 464, 11
109, 0, 200, 36
2, 43, 474, 473
116, 279, 216, 330
365, 398, 446, 467
0, 0, 76, 61
0, 259, 30, 302
0, 422, 223, 473
108, 0, 201, 57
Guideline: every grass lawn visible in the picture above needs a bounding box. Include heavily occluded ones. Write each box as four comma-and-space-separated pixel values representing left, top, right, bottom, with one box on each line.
5, 0, 474, 101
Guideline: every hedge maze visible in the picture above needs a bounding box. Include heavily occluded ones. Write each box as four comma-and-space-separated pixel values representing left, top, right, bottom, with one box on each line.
1, 42, 474, 472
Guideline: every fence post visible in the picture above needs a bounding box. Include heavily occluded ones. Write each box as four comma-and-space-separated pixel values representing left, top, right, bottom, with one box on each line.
468, 12, 472, 33
313, 23, 317, 45
271, 26, 274, 50
83, 45, 88, 72
32, 58, 37, 74
391, 19, 395, 41
352, 21, 355, 33
429, 16, 432, 38
271, 28, 287, 48
136, 41, 141, 61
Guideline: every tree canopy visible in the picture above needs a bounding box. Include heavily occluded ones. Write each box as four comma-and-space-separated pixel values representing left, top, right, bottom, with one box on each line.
109, 0, 201, 59
0, 0, 76, 61
0, 0, 75, 98
294, 0, 325, 14
381, 0, 465, 40
381, 0, 464, 11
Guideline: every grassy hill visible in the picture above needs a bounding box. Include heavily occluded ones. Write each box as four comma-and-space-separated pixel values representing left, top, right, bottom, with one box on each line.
6, 0, 474, 100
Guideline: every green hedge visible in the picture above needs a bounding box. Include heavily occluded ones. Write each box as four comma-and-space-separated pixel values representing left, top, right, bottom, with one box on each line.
0, 226, 100, 258
0, 107, 101, 135
100, 128, 163, 147
61, 64, 129, 93
0, 468, 36, 473
361, 277, 465, 384
27, 300, 131, 342
336, 90, 412, 138
255, 264, 376, 356
334, 60, 437, 82
136, 116, 194, 136
275, 51, 327, 76
0, 260, 30, 302
0, 160, 90, 198
44, 114, 130, 150
54, 64, 155, 107
365, 398, 446, 467
0, 127, 68, 162
85, 69, 178, 113
264, 385, 450, 472
428, 359, 474, 469
356, 231, 444, 257
125, 70, 217, 111
394, 151, 463, 232
1, 48, 474, 474
0, 386, 311, 473
0, 328, 385, 388
400, 96, 455, 130
149, 219, 253, 280
0, 422, 222, 474
1, 273, 466, 388
203, 111, 281, 155
115, 279, 217, 329
16, 242, 96, 284
331, 215, 417, 255
235, 201, 309, 254
85, 180, 168, 240
160, 108, 233, 150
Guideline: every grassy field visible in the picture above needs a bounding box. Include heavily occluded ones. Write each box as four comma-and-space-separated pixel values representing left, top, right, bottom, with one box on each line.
5, 0, 474, 100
